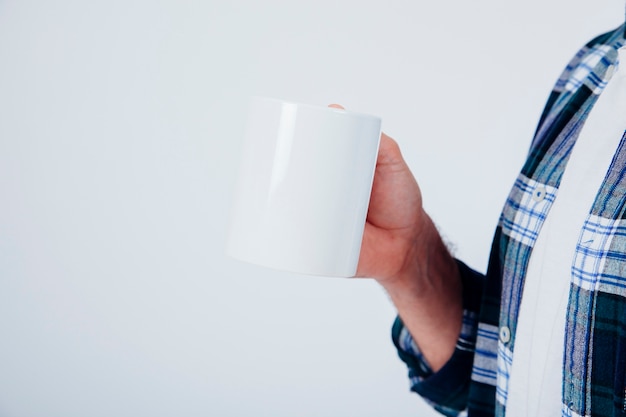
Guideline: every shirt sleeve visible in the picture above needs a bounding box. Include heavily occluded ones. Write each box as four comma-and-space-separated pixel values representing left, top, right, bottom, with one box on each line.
391, 260, 485, 417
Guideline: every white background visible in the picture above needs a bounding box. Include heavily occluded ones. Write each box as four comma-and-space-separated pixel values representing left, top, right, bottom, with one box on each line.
0, 1, 622, 416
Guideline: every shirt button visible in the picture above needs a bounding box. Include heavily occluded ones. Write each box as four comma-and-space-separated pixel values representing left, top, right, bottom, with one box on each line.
605, 64, 616, 80
499, 326, 511, 344
532, 186, 546, 202
617, 46, 626, 74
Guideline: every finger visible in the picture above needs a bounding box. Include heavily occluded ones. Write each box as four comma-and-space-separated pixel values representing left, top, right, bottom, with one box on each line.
377, 132, 405, 166
328, 103, 345, 109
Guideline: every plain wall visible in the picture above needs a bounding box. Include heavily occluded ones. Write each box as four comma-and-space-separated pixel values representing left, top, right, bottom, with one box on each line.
0, 1, 623, 416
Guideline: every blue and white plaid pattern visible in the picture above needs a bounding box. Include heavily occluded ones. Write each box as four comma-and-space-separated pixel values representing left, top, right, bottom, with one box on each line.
571, 214, 626, 294
500, 176, 557, 248
398, 307, 479, 383
562, 137, 626, 415
558, 44, 617, 94
490, 174, 559, 411
471, 323, 498, 386
397, 308, 477, 417
392, 24, 626, 417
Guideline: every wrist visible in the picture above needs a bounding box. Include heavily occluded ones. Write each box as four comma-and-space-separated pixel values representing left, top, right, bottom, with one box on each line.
377, 214, 456, 297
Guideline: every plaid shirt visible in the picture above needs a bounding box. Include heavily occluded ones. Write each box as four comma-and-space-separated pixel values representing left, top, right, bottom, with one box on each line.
392, 24, 626, 417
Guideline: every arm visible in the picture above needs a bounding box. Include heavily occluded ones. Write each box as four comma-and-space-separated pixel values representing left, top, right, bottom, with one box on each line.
355, 132, 463, 371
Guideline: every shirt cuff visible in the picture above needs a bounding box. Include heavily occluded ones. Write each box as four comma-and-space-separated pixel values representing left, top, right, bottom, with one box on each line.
391, 260, 484, 416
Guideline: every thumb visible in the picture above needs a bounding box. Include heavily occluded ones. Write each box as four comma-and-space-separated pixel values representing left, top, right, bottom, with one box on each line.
377, 132, 407, 167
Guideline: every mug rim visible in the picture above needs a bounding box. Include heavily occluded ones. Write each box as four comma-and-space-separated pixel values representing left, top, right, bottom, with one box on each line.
249, 96, 382, 123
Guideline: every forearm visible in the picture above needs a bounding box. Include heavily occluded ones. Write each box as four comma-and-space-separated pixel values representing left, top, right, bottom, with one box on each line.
378, 214, 463, 372
352, 132, 464, 371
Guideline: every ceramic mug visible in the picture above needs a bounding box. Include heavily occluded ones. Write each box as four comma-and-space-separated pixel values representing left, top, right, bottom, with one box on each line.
227, 97, 381, 277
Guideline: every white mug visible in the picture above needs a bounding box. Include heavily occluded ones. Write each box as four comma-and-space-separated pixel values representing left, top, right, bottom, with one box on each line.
227, 97, 381, 277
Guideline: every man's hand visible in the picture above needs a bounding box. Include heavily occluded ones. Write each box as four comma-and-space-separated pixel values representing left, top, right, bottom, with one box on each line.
356, 132, 427, 285
330, 104, 463, 371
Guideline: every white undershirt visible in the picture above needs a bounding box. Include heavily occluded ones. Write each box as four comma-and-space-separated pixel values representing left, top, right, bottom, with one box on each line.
506, 46, 626, 416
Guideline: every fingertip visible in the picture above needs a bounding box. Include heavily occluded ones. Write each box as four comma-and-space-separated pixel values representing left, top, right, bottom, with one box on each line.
380, 132, 397, 147
378, 132, 403, 159
328, 103, 345, 109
